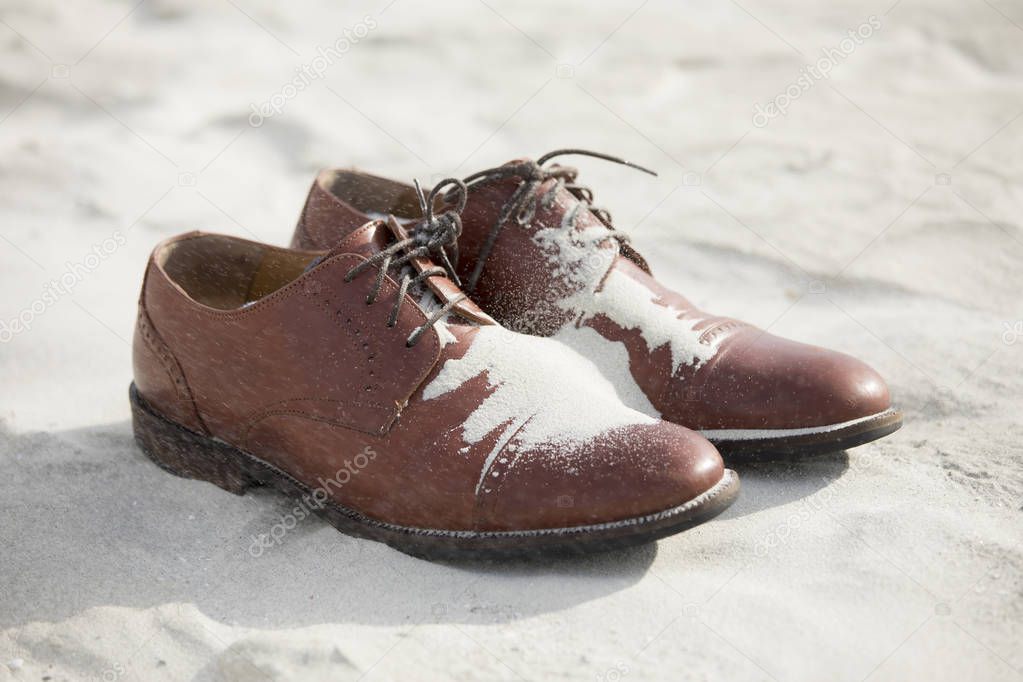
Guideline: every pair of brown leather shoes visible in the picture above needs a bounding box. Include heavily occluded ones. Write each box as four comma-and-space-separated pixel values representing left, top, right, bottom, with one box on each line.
131, 150, 900, 559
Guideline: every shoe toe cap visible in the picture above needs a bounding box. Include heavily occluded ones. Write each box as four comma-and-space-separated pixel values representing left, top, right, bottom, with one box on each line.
834, 356, 891, 420
679, 329, 893, 429
476, 421, 727, 532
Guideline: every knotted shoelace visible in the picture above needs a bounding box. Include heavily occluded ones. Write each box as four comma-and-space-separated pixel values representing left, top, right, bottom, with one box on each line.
343, 178, 469, 347
445, 149, 657, 292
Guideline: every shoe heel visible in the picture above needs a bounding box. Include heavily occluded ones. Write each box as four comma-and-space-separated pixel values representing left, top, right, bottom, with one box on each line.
130, 383, 260, 495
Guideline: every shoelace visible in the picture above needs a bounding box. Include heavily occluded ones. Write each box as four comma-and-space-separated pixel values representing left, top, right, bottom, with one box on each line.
447, 149, 657, 292
343, 178, 469, 347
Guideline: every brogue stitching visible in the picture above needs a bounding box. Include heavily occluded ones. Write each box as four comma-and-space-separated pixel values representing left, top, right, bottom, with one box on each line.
472, 416, 532, 527
136, 306, 208, 433
304, 254, 441, 433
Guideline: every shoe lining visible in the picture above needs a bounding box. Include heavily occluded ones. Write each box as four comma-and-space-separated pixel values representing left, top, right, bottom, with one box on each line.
322, 169, 423, 220
158, 235, 315, 310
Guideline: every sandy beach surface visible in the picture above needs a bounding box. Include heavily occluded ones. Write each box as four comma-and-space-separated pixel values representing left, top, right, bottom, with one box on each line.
1, 0, 1021, 679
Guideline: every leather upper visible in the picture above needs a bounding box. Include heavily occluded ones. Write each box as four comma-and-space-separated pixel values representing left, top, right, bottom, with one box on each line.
292, 166, 892, 432
134, 226, 725, 532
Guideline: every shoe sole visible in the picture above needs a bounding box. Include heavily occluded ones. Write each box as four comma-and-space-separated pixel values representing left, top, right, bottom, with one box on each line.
702, 408, 902, 459
130, 384, 739, 561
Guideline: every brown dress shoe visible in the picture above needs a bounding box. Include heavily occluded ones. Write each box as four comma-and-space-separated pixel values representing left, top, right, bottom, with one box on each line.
132, 182, 737, 559
291, 153, 902, 457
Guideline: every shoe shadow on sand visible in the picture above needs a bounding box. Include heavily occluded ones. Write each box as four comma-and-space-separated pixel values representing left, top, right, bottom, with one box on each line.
1, 420, 846, 630
721, 450, 851, 519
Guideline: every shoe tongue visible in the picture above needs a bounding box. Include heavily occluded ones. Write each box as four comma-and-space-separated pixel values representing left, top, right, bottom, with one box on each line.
382, 216, 495, 326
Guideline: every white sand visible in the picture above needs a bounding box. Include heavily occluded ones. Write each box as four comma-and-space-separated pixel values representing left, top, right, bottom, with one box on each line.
1, 0, 1020, 680
422, 325, 656, 453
